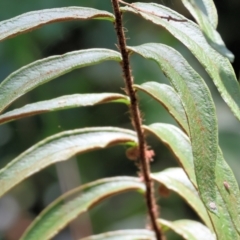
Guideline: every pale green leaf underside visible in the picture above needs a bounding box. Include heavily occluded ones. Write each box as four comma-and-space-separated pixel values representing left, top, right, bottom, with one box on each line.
0, 7, 114, 42
152, 168, 211, 229
145, 124, 240, 239
188, 0, 218, 28
0, 93, 129, 125
122, 3, 240, 122
0, 127, 137, 198
20, 177, 145, 240
159, 219, 216, 240
0, 49, 121, 113
129, 43, 218, 205
181, 0, 234, 61
134, 82, 188, 132
80, 229, 155, 240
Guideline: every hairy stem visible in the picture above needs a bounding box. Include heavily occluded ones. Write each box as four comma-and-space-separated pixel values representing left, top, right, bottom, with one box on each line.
111, 1, 165, 239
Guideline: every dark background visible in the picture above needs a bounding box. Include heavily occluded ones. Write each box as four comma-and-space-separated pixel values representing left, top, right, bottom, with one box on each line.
0, 1, 239, 239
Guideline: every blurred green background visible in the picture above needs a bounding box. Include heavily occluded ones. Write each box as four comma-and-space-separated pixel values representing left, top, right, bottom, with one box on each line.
0, 1, 239, 239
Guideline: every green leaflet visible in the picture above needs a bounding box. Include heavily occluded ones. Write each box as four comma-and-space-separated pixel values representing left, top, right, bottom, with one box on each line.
80, 230, 155, 240
0, 93, 129, 125
152, 168, 211, 229
145, 123, 240, 239
129, 43, 218, 205
20, 177, 145, 240
0, 49, 121, 113
144, 123, 195, 185
187, 0, 218, 28
138, 81, 240, 223
138, 81, 240, 235
181, 0, 234, 61
134, 82, 188, 132
0, 7, 114, 41
159, 219, 216, 240
0, 127, 137, 198
121, 3, 240, 122
214, 148, 240, 235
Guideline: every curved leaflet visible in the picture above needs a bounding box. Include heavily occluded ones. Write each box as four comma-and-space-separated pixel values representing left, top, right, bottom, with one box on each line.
0, 7, 114, 41
129, 43, 218, 207
152, 168, 211, 228
121, 3, 240, 122
0, 93, 129, 125
0, 49, 121, 113
159, 219, 216, 240
0, 127, 137, 198
20, 177, 145, 240
145, 123, 240, 239
134, 82, 188, 132
80, 229, 155, 240
181, 0, 233, 61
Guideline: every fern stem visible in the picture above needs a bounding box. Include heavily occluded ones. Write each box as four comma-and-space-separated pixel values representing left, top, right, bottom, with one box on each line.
111, 1, 164, 239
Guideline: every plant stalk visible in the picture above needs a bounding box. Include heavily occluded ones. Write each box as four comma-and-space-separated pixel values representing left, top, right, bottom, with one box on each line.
111, 1, 165, 239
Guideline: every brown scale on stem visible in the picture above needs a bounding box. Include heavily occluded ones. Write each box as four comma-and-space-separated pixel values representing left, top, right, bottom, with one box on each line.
111, 1, 165, 239
126, 146, 155, 162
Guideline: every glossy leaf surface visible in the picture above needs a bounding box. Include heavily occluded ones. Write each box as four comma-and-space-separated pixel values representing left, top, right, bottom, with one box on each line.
0, 7, 114, 41
0, 49, 121, 113
21, 177, 145, 240
81, 230, 155, 240
152, 168, 211, 228
0, 127, 137, 197
0, 93, 129, 125
122, 3, 240, 122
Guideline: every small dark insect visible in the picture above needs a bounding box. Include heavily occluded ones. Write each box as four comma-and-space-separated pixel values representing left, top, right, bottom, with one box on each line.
223, 181, 230, 191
